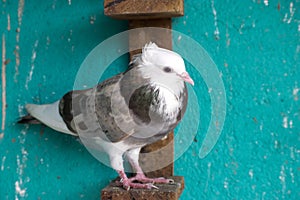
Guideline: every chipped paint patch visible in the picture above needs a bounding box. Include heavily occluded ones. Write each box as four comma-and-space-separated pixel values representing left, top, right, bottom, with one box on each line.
225, 26, 230, 47
283, 2, 295, 24
90, 15, 96, 24
282, 116, 293, 129
15, 126, 29, 199
249, 169, 254, 179
7, 14, 11, 31
14, 0, 25, 82
223, 177, 229, 189
279, 165, 286, 197
211, 0, 220, 40
1, 156, 6, 171
25, 40, 39, 90
289, 167, 295, 183
18, 104, 25, 117
15, 181, 26, 198
1, 34, 7, 137
283, 116, 288, 128
290, 147, 295, 160
293, 87, 299, 101
17, 0, 25, 26
14, 45, 20, 82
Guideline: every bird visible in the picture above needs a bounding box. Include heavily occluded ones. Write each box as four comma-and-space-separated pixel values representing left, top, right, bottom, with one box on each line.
18, 42, 194, 190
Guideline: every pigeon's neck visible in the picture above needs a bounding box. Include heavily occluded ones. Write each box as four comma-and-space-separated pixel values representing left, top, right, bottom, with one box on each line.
149, 82, 184, 101
138, 67, 185, 97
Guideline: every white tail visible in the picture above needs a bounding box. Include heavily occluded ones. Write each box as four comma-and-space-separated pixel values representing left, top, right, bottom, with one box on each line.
25, 101, 76, 136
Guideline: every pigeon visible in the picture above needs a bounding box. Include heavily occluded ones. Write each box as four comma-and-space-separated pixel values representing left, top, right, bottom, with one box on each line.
18, 42, 194, 190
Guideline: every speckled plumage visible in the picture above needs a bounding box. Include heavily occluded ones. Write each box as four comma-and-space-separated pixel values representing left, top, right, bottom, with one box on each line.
58, 61, 188, 146
19, 43, 193, 190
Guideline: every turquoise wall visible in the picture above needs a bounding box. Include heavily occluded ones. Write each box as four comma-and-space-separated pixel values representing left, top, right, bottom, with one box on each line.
1, 0, 299, 199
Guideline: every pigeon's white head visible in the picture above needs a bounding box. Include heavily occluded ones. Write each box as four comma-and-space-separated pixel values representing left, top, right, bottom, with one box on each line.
137, 42, 194, 91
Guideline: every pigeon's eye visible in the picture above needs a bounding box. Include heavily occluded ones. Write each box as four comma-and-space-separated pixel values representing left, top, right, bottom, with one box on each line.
163, 67, 172, 73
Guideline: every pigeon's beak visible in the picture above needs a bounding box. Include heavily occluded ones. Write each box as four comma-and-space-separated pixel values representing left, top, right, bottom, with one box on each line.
179, 72, 194, 86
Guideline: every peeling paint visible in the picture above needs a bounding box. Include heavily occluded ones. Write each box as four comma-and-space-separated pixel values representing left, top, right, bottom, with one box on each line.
17, 0, 25, 27
1, 156, 6, 171
290, 147, 295, 160
249, 169, 254, 179
289, 167, 295, 184
15, 181, 26, 198
223, 177, 229, 189
1, 34, 7, 138
18, 104, 25, 117
279, 165, 286, 197
46, 36, 51, 46
15, 126, 29, 199
283, 2, 295, 24
90, 15, 96, 24
25, 40, 39, 90
282, 115, 293, 129
14, 45, 20, 82
14, 0, 25, 82
7, 13, 11, 31
283, 116, 288, 128
225, 26, 230, 47
211, 0, 220, 40
293, 86, 299, 101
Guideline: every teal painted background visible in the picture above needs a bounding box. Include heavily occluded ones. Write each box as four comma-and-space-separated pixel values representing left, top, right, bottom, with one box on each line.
0, 0, 299, 199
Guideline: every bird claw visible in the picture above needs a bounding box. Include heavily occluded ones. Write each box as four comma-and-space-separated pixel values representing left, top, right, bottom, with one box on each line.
148, 183, 159, 189
155, 177, 174, 184
116, 179, 159, 190
129, 174, 175, 185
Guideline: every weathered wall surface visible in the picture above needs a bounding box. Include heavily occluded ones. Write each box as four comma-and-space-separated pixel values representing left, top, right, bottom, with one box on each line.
0, 0, 299, 199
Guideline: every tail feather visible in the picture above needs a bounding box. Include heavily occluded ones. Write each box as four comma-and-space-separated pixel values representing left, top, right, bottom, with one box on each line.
19, 101, 77, 136
18, 114, 41, 124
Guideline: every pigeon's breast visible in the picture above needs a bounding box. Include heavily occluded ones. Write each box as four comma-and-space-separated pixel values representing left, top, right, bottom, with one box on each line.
128, 85, 180, 124
153, 86, 181, 118
121, 84, 187, 145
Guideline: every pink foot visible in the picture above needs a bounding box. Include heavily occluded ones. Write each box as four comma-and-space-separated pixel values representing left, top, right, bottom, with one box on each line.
116, 170, 159, 190
116, 178, 158, 190
129, 173, 174, 184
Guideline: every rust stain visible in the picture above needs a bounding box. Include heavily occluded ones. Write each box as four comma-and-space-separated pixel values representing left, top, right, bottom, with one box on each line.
4, 59, 10, 65
1, 34, 7, 138
253, 117, 258, 123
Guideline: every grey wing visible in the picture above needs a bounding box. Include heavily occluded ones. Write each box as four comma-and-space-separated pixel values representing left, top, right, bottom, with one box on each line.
59, 74, 136, 143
